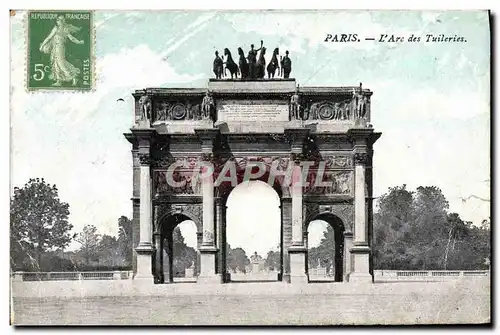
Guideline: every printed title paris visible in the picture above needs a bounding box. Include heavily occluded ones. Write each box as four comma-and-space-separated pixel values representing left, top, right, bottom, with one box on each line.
324, 33, 466, 43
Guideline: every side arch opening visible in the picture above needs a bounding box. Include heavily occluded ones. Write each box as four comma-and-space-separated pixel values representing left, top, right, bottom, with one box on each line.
306, 213, 345, 282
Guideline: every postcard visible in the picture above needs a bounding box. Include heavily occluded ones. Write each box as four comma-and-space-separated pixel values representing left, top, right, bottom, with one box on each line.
10, 9, 490, 325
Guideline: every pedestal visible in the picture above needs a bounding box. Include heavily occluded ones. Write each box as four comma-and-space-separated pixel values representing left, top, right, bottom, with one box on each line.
198, 246, 222, 284
349, 245, 373, 283
135, 244, 154, 281
288, 246, 308, 284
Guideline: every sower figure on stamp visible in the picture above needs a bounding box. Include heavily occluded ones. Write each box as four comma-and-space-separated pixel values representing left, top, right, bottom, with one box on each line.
201, 91, 214, 121
290, 86, 301, 120
247, 40, 263, 79
39, 15, 84, 87
213, 51, 224, 79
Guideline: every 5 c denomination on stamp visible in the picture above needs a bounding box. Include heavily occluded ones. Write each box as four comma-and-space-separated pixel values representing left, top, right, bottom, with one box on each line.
27, 11, 94, 91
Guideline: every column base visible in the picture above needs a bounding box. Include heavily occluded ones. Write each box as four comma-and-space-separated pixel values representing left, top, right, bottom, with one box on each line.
197, 274, 223, 284
348, 272, 373, 283
288, 245, 308, 284
199, 245, 218, 280
282, 273, 291, 283
135, 243, 154, 281
349, 244, 372, 283
290, 274, 309, 284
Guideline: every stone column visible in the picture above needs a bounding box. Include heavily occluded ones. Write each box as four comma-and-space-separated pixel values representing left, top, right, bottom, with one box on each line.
303, 231, 309, 275
285, 128, 310, 284
349, 151, 372, 283
291, 164, 304, 245
288, 158, 308, 283
153, 231, 164, 284
135, 152, 154, 280
281, 198, 292, 283
130, 128, 156, 282
343, 232, 353, 282
166, 231, 174, 283
215, 198, 227, 282
196, 232, 202, 276
195, 128, 221, 284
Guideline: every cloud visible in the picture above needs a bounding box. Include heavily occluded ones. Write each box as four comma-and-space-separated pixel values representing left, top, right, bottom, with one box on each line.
225, 11, 415, 53
10, 41, 204, 241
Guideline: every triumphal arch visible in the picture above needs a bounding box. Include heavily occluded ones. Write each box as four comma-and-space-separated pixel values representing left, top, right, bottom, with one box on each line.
125, 74, 380, 284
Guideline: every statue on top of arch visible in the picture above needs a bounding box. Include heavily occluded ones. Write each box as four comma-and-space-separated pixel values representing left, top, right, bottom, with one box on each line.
211, 41, 293, 80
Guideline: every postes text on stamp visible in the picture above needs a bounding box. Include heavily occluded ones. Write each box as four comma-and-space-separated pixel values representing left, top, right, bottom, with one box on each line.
27, 11, 93, 91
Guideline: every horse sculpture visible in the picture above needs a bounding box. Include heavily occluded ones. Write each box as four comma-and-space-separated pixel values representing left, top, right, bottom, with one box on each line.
267, 47, 280, 78
213, 51, 224, 79
223, 48, 238, 79
256, 47, 266, 79
238, 47, 249, 79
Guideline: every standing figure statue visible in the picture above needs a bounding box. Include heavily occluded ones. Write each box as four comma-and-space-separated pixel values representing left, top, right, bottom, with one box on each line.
309, 102, 320, 120
138, 94, 152, 124
281, 50, 292, 78
237, 47, 249, 79
223, 48, 238, 79
256, 46, 266, 78
247, 40, 263, 79
39, 15, 84, 87
341, 102, 350, 120
267, 47, 280, 78
213, 51, 224, 79
290, 86, 301, 120
201, 91, 214, 121
333, 102, 341, 120
352, 83, 367, 119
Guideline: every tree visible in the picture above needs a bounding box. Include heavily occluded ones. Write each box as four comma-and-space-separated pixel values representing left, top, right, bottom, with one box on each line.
75, 225, 101, 265
443, 213, 469, 269
307, 225, 336, 273
264, 250, 281, 271
163, 227, 197, 277
373, 184, 490, 270
226, 244, 250, 273
97, 235, 121, 267
373, 185, 415, 269
117, 216, 133, 265
10, 178, 73, 271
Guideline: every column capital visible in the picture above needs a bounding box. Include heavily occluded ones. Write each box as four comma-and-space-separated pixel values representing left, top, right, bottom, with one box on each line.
353, 152, 368, 166
138, 152, 152, 166
285, 128, 310, 153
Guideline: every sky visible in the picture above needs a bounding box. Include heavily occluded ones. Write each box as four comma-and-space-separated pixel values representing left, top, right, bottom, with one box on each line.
10, 10, 490, 253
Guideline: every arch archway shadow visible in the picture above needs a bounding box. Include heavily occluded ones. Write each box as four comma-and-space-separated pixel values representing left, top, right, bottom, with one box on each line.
306, 213, 345, 283
154, 213, 199, 284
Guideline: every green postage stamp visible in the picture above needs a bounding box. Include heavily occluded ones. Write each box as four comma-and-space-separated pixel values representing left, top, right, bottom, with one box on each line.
27, 11, 94, 91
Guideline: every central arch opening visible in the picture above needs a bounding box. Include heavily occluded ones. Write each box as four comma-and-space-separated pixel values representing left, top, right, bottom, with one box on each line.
225, 180, 282, 282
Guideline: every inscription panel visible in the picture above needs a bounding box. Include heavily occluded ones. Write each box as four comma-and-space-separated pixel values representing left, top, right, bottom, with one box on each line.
217, 100, 289, 122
